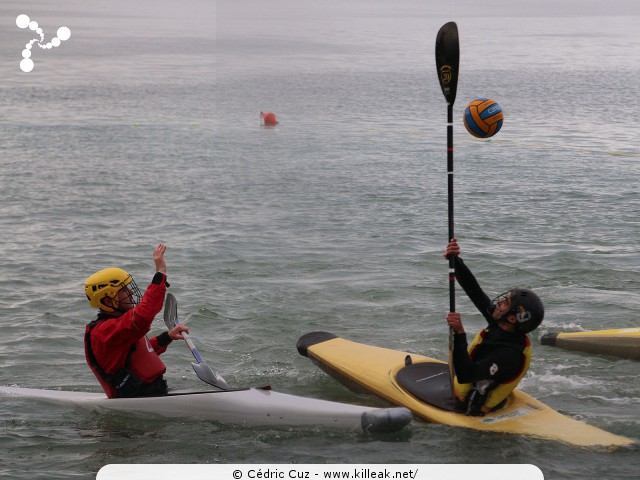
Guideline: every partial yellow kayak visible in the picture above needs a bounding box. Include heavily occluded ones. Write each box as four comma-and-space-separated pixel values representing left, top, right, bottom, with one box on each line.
297, 332, 636, 450
541, 328, 640, 360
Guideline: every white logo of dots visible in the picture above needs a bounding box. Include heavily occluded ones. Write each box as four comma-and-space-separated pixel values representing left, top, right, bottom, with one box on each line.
16, 14, 71, 73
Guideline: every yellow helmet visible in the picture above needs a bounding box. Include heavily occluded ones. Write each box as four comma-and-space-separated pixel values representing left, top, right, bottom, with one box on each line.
84, 267, 141, 312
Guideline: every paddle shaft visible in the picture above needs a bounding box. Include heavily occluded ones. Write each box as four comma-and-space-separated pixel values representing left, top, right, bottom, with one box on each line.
446, 102, 456, 398
447, 102, 455, 315
435, 21, 460, 399
176, 323, 205, 363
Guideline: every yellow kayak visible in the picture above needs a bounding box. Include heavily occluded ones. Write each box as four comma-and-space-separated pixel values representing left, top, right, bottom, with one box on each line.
297, 331, 636, 450
541, 328, 640, 360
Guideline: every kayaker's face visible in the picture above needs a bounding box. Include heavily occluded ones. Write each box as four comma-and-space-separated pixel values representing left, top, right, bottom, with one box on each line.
115, 285, 136, 311
491, 294, 512, 320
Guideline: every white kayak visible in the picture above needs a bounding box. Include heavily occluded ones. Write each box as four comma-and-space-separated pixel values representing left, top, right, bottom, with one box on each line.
0, 385, 412, 434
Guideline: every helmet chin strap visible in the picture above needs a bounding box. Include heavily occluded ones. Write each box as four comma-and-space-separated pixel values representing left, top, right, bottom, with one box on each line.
114, 304, 129, 315
100, 296, 127, 316
499, 318, 517, 332
495, 310, 518, 331
114, 295, 137, 314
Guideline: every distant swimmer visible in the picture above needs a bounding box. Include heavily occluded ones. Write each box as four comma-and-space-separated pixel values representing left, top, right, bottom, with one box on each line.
260, 111, 279, 126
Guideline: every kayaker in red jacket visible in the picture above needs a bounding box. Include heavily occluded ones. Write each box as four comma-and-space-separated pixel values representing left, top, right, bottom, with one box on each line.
84, 244, 188, 398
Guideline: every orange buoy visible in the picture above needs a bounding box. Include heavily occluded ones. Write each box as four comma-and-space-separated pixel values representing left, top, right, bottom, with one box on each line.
260, 111, 279, 126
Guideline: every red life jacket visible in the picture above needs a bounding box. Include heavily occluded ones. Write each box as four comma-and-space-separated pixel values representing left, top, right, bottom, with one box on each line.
129, 336, 167, 382
85, 323, 167, 398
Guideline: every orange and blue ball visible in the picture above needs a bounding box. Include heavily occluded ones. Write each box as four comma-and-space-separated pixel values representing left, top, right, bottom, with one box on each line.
463, 98, 503, 138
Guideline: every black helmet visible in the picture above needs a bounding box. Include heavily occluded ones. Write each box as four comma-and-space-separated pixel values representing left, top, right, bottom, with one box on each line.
490, 288, 544, 333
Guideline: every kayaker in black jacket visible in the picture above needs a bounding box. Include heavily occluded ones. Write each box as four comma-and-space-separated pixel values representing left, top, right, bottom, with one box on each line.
443, 238, 545, 415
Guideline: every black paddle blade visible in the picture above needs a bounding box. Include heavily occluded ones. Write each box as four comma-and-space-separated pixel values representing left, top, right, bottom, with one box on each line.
435, 21, 460, 106
163, 293, 178, 330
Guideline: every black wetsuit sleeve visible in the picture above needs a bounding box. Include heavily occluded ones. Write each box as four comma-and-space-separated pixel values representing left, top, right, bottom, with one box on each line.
453, 333, 523, 383
454, 256, 493, 323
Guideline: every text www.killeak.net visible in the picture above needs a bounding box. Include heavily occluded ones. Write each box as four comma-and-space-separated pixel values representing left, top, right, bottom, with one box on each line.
322, 469, 419, 479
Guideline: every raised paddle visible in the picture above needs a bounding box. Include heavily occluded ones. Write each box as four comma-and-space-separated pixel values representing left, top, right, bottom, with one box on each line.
435, 21, 460, 398
163, 293, 230, 390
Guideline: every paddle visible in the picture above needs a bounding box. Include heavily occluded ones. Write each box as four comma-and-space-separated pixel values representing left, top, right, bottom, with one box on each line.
435, 21, 460, 398
163, 293, 230, 390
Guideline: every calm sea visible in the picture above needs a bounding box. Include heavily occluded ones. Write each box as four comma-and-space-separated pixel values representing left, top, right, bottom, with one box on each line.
1, 1, 639, 479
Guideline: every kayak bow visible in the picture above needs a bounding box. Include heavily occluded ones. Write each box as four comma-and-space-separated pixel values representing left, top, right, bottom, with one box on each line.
541, 328, 640, 360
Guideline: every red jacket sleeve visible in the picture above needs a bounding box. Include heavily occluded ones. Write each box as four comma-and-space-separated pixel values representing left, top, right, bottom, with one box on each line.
129, 278, 167, 334
148, 334, 169, 355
